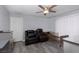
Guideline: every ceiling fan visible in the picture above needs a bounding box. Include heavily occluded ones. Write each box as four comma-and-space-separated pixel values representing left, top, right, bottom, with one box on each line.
36, 5, 57, 15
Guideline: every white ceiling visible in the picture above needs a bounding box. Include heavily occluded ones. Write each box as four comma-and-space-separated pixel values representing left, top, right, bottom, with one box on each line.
5, 5, 79, 17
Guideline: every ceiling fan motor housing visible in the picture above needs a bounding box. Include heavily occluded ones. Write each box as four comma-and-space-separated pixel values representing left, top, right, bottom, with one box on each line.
44, 13, 47, 15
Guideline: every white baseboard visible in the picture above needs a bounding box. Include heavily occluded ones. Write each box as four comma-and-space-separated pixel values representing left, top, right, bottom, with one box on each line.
14, 40, 25, 42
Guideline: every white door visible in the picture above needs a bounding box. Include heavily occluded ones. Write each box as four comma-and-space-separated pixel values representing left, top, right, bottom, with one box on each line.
10, 17, 24, 41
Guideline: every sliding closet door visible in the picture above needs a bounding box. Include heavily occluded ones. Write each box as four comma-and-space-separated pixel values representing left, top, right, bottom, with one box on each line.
10, 17, 24, 42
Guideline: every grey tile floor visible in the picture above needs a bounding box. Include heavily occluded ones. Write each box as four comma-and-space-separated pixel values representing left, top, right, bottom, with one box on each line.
1, 41, 79, 53
64, 41, 79, 53
12, 41, 64, 53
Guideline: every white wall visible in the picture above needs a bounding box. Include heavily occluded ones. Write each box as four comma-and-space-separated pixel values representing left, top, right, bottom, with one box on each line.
0, 6, 10, 31
55, 10, 79, 43
24, 15, 55, 32
48, 18, 56, 32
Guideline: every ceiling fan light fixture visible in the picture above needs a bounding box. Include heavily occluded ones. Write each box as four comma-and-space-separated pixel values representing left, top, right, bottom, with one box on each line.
43, 10, 49, 14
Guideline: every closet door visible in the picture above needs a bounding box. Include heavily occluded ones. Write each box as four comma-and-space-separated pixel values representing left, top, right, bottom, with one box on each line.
10, 17, 24, 42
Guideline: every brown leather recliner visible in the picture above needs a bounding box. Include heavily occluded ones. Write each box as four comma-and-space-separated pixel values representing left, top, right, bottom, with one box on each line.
25, 30, 39, 45
36, 29, 48, 42
25, 29, 49, 45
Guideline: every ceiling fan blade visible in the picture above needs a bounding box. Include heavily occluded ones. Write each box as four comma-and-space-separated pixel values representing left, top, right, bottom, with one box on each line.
36, 11, 43, 13
50, 11, 56, 13
49, 5, 57, 10
38, 5, 45, 10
